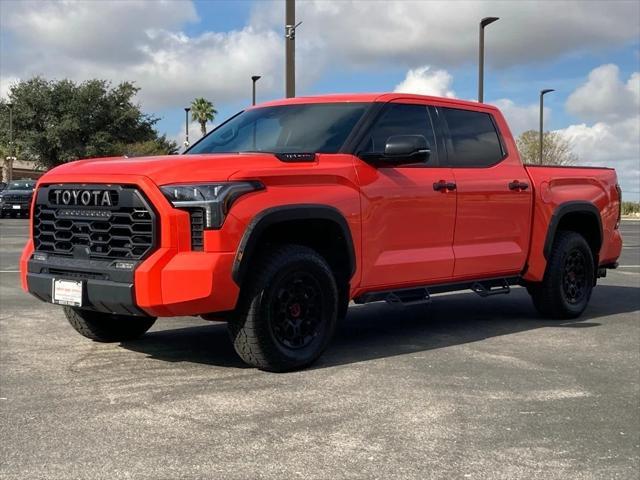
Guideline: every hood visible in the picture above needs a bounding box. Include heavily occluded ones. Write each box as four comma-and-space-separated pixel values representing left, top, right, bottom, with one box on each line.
43, 153, 289, 185
1, 189, 34, 196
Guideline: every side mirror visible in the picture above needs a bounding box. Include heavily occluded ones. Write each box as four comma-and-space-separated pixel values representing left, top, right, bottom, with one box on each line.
384, 135, 429, 159
360, 135, 430, 165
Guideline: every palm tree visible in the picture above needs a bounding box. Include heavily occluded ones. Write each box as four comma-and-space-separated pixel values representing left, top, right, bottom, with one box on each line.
190, 98, 217, 136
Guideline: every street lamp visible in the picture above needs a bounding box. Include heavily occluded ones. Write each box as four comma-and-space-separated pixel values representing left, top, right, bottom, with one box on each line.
478, 16, 499, 103
184, 107, 191, 149
539, 89, 554, 165
251, 75, 261, 105
285, 0, 302, 98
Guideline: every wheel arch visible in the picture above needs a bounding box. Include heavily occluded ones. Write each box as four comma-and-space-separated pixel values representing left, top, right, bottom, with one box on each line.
232, 204, 356, 287
543, 201, 603, 262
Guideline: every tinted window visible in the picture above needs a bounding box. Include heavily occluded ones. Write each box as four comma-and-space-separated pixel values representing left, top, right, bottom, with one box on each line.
7, 181, 35, 191
441, 108, 503, 167
187, 103, 368, 155
359, 103, 437, 162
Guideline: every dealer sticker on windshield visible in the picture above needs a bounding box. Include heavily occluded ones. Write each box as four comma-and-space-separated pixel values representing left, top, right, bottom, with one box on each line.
52, 279, 83, 307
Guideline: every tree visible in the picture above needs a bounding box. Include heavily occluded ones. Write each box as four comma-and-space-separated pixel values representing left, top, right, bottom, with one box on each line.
516, 130, 578, 166
119, 135, 179, 157
190, 97, 217, 136
0, 77, 176, 168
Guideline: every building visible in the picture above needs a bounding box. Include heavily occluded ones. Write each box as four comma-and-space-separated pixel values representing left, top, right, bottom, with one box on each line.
2, 158, 44, 182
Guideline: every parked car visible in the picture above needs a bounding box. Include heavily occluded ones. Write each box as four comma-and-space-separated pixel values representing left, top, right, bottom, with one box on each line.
1, 179, 36, 218
20, 93, 622, 371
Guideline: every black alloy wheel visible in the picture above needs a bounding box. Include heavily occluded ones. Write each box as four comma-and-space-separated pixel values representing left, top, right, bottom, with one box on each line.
562, 249, 587, 304
270, 270, 325, 350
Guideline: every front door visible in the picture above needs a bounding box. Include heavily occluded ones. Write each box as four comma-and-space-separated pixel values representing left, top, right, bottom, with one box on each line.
355, 101, 457, 289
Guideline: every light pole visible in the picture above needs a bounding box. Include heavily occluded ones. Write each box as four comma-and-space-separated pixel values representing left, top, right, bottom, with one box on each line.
539, 89, 554, 165
184, 107, 190, 149
285, 0, 301, 98
251, 75, 261, 105
478, 16, 499, 103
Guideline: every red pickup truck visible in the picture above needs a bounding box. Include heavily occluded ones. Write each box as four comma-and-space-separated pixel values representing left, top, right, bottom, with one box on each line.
20, 93, 622, 371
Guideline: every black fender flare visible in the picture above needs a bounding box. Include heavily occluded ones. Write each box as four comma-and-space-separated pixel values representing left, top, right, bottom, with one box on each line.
232, 204, 356, 285
543, 201, 603, 260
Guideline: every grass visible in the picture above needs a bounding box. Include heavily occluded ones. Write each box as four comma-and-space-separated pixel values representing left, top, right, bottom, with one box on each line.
621, 201, 640, 216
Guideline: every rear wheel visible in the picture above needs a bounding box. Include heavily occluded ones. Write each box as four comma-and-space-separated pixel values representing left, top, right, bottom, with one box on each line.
529, 231, 594, 319
228, 245, 338, 372
64, 307, 156, 342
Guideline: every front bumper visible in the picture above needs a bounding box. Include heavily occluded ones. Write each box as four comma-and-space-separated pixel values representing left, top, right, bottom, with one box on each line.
24, 250, 239, 317
20, 173, 243, 317
1, 202, 30, 213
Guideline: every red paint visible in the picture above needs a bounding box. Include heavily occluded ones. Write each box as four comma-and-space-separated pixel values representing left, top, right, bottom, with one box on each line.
20, 93, 622, 316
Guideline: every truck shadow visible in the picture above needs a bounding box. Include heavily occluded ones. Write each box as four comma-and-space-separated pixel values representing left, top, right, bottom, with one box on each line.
120, 285, 640, 370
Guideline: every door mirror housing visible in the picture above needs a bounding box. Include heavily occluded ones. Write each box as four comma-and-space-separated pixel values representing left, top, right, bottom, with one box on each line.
360, 135, 431, 165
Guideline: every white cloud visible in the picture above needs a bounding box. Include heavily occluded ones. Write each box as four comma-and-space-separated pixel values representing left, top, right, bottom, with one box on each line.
394, 66, 455, 98
490, 99, 549, 137
1, 0, 198, 65
558, 64, 640, 199
3, 0, 639, 113
556, 116, 640, 199
253, 0, 640, 69
566, 64, 640, 122
0, 76, 19, 100
0, 1, 283, 110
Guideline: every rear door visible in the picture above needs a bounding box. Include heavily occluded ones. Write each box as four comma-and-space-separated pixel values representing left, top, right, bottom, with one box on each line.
436, 106, 532, 278
355, 101, 457, 288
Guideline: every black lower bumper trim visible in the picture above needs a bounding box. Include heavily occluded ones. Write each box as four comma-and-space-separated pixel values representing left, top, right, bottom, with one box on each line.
27, 273, 148, 317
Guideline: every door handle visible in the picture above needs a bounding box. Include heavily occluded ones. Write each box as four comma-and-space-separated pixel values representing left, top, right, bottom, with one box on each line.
509, 180, 529, 191
433, 180, 457, 192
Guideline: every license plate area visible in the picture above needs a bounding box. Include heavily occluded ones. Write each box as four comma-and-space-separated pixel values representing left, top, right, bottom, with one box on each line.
52, 279, 84, 307
12, 205, 21, 209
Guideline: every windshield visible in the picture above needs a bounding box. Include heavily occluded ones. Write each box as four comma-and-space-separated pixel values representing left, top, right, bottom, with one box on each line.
187, 103, 369, 155
7, 181, 35, 191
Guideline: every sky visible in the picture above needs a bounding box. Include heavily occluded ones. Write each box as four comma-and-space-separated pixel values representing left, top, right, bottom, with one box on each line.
1, 0, 639, 199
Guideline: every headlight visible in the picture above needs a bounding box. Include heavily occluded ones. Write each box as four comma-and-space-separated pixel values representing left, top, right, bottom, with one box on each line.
160, 181, 263, 229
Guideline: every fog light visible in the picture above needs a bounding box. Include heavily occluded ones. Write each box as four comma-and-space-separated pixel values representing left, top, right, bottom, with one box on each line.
33, 253, 47, 262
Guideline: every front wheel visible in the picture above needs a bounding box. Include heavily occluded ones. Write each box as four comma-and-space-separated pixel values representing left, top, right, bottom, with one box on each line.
64, 307, 156, 342
529, 231, 595, 319
228, 245, 338, 372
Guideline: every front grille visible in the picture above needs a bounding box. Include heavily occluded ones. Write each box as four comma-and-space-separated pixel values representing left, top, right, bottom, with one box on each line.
2, 194, 31, 203
33, 185, 157, 261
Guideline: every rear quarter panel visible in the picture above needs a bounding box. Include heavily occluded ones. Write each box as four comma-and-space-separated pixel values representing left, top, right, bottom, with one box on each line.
524, 165, 621, 281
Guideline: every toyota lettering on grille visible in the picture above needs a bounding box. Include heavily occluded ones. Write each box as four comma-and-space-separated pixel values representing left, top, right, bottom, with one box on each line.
50, 189, 116, 207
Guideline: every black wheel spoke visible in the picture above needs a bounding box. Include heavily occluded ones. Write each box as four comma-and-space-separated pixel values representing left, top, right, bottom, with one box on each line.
562, 249, 587, 304
269, 270, 324, 350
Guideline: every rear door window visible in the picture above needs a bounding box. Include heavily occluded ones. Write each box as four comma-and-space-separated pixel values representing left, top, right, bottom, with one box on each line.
440, 108, 504, 167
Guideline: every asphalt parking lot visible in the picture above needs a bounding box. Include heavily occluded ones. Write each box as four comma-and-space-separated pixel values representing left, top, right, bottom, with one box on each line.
1, 219, 638, 480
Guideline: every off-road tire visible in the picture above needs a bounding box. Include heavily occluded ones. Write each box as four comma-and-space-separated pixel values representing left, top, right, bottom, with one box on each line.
64, 307, 156, 342
529, 231, 595, 319
228, 245, 338, 372
337, 285, 350, 320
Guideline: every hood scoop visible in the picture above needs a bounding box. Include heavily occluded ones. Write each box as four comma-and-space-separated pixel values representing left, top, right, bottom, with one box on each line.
275, 152, 316, 163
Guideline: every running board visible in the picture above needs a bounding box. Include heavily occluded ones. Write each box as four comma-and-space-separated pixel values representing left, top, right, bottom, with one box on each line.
471, 279, 511, 297
354, 276, 520, 306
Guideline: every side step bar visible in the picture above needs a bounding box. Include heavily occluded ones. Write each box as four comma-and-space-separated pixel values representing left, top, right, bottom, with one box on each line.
354, 276, 520, 306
